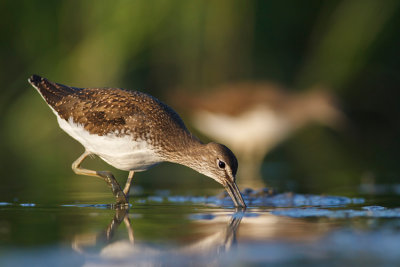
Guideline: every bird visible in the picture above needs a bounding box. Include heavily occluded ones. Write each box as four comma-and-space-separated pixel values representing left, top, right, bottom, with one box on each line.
28, 75, 246, 208
171, 82, 344, 189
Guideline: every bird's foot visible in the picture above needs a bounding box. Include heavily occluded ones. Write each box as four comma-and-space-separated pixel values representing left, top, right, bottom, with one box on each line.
97, 171, 129, 208
114, 191, 129, 209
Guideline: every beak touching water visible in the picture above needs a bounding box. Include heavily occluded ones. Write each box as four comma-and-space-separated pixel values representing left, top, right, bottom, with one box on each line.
224, 179, 246, 208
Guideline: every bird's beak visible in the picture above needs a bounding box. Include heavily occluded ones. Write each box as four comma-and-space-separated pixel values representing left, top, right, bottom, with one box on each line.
224, 179, 246, 208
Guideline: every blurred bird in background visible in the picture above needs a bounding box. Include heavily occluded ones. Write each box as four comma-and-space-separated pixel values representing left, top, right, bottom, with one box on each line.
172, 82, 345, 189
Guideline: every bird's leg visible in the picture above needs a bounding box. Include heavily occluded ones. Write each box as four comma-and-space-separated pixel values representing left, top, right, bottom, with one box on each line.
72, 151, 128, 206
96, 171, 128, 207
123, 171, 135, 196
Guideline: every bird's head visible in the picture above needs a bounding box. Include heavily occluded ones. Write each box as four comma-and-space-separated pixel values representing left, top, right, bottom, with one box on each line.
192, 142, 246, 208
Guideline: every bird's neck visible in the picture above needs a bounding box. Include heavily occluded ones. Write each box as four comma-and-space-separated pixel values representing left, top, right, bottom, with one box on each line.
162, 138, 213, 178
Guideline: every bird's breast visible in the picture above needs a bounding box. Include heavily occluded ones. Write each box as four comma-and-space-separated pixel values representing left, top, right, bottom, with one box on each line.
57, 116, 163, 171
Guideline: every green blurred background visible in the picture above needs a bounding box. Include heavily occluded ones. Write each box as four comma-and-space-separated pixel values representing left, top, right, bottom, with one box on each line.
1, 0, 399, 203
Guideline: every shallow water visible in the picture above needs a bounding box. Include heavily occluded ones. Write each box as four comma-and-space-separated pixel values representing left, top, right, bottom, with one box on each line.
1, 190, 400, 266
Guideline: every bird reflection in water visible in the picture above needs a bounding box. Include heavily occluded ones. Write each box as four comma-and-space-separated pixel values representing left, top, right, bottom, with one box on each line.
72, 208, 244, 264
72, 208, 134, 254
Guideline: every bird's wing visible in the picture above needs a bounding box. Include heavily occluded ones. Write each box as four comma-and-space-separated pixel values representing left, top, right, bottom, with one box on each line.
55, 88, 151, 136
30, 75, 192, 140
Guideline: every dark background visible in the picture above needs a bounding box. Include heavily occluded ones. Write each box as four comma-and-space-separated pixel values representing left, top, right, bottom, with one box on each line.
0, 0, 399, 203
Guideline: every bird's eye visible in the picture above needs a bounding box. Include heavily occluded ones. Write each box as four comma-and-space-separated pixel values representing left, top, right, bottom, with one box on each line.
218, 160, 226, 169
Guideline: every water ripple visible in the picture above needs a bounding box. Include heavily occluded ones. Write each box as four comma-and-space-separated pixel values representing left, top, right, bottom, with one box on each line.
272, 207, 400, 218
145, 192, 365, 208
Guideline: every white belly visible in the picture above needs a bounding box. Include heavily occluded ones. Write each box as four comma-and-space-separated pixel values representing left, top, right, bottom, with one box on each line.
57, 116, 162, 171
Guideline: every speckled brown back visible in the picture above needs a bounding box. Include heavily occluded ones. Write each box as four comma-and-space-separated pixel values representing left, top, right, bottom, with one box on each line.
29, 75, 201, 154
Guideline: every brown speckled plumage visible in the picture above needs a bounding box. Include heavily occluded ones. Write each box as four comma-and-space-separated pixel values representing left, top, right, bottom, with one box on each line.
29, 74, 200, 159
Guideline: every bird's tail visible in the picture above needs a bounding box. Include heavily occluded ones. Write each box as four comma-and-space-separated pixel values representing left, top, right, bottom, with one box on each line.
28, 74, 77, 107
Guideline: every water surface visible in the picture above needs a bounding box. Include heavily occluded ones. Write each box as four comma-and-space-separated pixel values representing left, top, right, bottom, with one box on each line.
1, 190, 400, 266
